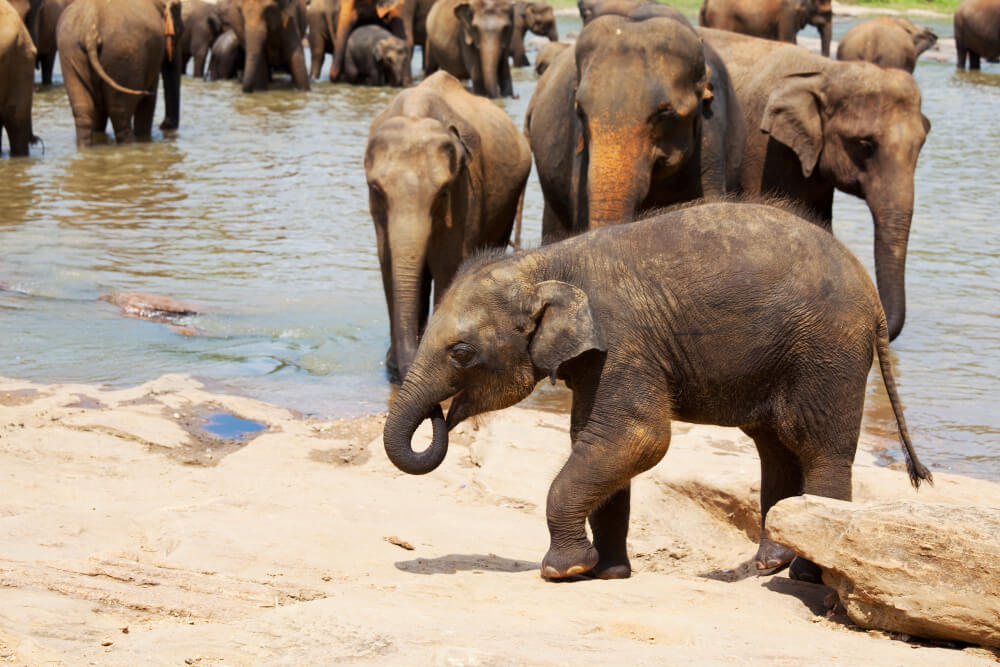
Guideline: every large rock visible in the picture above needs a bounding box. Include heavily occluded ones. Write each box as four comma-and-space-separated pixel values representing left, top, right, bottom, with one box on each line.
767, 495, 1000, 648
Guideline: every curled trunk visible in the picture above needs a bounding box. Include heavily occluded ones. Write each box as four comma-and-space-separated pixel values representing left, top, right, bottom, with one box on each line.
384, 381, 450, 475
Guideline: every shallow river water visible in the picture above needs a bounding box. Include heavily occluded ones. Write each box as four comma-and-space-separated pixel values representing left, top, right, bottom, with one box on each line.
1, 15, 998, 480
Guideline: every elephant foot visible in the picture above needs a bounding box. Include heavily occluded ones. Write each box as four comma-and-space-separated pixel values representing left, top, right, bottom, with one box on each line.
789, 556, 824, 584
584, 556, 631, 580
754, 538, 796, 573
159, 119, 179, 131
385, 348, 401, 384
540, 543, 599, 580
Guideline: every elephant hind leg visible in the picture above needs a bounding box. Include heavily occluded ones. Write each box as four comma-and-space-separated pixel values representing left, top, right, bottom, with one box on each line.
586, 485, 632, 579
970, 50, 982, 69
133, 92, 157, 141
744, 423, 802, 573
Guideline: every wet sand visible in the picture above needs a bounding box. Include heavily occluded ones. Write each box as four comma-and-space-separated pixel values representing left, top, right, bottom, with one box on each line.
2, 374, 999, 664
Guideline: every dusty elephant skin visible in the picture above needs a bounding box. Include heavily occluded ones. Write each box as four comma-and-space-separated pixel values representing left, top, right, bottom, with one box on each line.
383, 201, 933, 583
0, 0, 37, 157
231, 0, 309, 92
701, 28, 930, 342
509, 0, 556, 68
343, 24, 408, 86
179, 0, 223, 78
532, 39, 567, 76
425, 0, 516, 98
699, 0, 832, 57
954, 0, 1000, 70
56, 0, 183, 146
525, 13, 745, 242
365, 71, 532, 383
767, 495, 1000, 648
836, 17, 937, 73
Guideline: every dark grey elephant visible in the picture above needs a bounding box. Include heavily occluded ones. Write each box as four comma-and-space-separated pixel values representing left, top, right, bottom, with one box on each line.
383, 201, 932, 582
232, 0, 309, 92
836, 17, 937, 72
702, 28, 930, 341
509, 0, 556, 67
33, 0, 74, 85
57, 0, 184, 146
425, 0, 515, 98
955, 0, 1000, 69
700, 0, 833, 57
207, 27, 243, 79
344, 24, 408, 86
180, 0, 223, 77
365, 71, 531, 382
525, 14, 745, 241
1, 0, 38, 156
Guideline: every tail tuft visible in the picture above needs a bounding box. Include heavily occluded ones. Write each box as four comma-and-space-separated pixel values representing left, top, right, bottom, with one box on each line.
906, 458, 934, 490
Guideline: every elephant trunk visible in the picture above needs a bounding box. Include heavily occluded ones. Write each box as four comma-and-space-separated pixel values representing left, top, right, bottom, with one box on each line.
389, 216, 433, 381
479, 37, 502, 98
586, 133, 649, 227
384, 371, 450, 475
870, 199, 913, 341
819, 19, 832, 57
242, 23, 269, 92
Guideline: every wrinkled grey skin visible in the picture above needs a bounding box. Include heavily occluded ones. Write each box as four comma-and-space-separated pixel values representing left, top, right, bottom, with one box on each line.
425, 0, 515, 98
525, 15, 745, 241
836, 17, 937, 72
702, 28, 930, 341
180, 0, 223, 78
383, 201, 932, 583
57, 0, 184, 146
344, 24, 409, 86
509, 0, 556, 67
955, 0, 1000, 69
207, 27, 243, 79
365, 71, 532, 382
1, 0, 38, 156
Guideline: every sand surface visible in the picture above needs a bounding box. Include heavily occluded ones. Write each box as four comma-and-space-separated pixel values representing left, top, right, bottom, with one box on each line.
2, 374, 998, 665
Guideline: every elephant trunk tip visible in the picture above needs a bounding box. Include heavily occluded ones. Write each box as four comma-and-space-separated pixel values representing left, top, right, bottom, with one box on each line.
384, 403, 449, 475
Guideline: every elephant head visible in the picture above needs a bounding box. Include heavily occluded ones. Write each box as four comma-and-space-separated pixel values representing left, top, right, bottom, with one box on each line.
524, 1, 557, 40
364, 115, 478, 382
374, 34, 408, 86
454, 0, 514, 98
233, 0, 307, 91
896, 18, 938, 56
384, 257, 604, 475
572, 15, 712, 227
759, 60, 929, 340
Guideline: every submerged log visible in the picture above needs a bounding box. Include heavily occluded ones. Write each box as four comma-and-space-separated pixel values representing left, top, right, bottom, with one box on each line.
766, 495, 1000, 649
99, 292, 202, 335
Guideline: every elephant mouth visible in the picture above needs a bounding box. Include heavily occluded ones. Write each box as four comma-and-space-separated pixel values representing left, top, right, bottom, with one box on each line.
445, 389, 469, 430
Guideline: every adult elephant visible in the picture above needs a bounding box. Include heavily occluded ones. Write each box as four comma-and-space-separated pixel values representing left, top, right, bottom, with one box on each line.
1, 0, 37, 156
329, 0, 415, 84
365, 71, 531, 382
699, 0, 833, 57
425, 0, 515, 98
33, 0, 73, 85
701, 28, 930, 340
525, 14, 745, 241
532, 39, 566, 75
955, 0, 1000, 70
305, 0, 337, 79
179, 0, 223, 78
382, 201, 932, 581
232, 0, 309, 92
509, 0, 556, 67
57, 0, 183, 146
837, 17, 937, 72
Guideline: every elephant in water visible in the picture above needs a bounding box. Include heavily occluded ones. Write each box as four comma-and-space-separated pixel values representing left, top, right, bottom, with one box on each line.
364, 71, 532, 382
179, 0, 224, 78
425, 0, 516, 98
231, 0, 309, 92
382, 200, 932, 582
509, 0, 557, 67
1, 0, 38, 156
836, 17, 937, 73
699, 0, 833, 57
525, 14, 745, 241
955, 0, 1000, 69
343, 24, 408, 86
700, 28, 930, 341
57, 0, 184, 146
33, 0, 74, 85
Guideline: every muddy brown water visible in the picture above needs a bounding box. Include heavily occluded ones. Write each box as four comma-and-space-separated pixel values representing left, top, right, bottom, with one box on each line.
1, 16, 998, 480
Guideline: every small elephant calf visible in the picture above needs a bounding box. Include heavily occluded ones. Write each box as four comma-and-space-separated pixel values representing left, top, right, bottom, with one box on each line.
344, 24, 408, 86
384, 200, 933, 583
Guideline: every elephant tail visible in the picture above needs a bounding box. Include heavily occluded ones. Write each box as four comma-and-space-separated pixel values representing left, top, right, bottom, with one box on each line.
875, 308, 933, 489
85, 30, 152, 96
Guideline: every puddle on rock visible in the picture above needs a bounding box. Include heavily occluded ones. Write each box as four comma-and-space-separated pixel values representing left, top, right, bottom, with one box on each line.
202, 412, 267, 440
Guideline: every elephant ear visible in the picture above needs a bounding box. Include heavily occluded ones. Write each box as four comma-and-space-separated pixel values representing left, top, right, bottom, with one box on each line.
760, 72, 826, 179
528, 281, 606, 383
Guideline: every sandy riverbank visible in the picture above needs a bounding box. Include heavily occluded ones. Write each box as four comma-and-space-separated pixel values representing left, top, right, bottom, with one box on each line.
1, 374, 998, 664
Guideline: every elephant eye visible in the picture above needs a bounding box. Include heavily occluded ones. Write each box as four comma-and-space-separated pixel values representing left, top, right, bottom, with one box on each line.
652, 106, 677, 124
857, 138, 877, 158
449, 342, 478, 367
368, 182, 384, 199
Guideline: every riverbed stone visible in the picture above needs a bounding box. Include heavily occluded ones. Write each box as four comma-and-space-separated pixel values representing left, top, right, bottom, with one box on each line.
766, 495, 1000, 648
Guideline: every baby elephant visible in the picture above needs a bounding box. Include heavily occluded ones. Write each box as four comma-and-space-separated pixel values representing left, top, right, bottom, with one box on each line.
384, 200, 933, 583
344, 24, 409, 86
836, 17, 937, 72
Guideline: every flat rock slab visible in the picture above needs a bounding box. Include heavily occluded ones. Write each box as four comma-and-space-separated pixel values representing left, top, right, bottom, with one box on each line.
767, 495, 1000, 648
